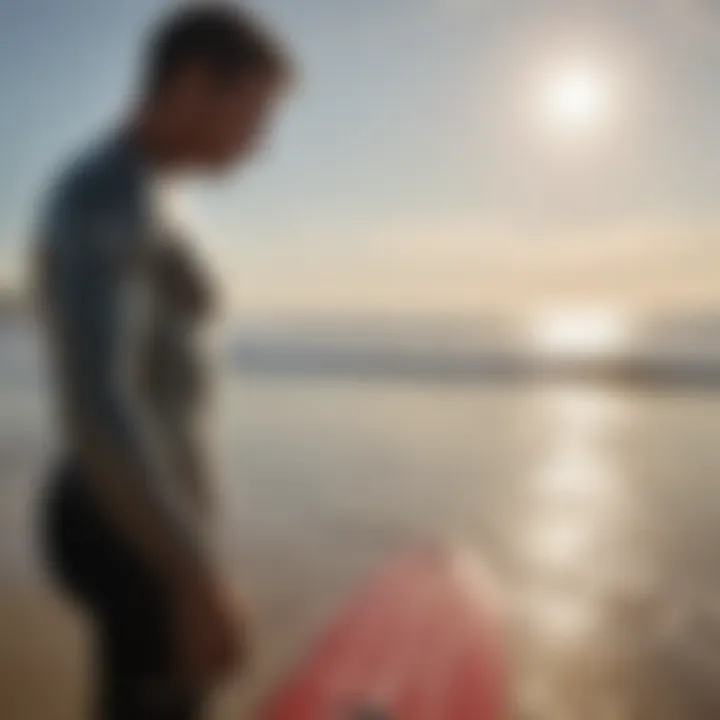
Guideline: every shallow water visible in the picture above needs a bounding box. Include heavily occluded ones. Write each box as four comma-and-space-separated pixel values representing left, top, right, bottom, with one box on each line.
3, 326, 720, 718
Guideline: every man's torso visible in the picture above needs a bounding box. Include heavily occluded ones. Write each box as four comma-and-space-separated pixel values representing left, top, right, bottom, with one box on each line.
36, 133, 215, 502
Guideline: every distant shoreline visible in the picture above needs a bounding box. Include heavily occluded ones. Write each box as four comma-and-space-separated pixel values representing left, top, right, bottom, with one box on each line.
6, 308, 720, 390
232, 343, 720, 391
0, 291, 26, 320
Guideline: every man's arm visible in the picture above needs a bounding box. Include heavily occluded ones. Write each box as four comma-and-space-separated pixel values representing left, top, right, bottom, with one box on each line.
42, 212, 213, 582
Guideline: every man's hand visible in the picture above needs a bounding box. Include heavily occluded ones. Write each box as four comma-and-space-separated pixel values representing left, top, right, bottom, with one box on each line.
173, 570, 249, 689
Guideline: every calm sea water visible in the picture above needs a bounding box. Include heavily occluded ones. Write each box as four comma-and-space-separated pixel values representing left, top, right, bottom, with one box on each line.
3, 321, 720, 718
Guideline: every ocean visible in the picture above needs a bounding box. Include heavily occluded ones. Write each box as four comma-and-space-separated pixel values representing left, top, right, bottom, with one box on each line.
3, 317, 720, 718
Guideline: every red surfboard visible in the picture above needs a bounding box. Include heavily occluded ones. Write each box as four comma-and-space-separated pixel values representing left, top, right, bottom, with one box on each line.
259, 549, 506, 720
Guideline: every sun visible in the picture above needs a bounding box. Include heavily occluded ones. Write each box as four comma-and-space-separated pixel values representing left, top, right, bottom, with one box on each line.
538, 62, 613, 138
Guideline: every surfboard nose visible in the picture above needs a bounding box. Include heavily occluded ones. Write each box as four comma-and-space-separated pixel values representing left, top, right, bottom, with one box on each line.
260, 549, 506, 720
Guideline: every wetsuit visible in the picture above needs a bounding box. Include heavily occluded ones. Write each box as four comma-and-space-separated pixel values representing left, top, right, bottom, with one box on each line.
35, 132, 215, 720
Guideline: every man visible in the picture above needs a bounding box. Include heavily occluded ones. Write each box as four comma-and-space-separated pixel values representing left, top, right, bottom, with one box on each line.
35, 5, 291, 719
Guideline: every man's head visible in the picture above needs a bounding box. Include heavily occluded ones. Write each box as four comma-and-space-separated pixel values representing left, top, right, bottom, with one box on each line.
141, 3, 292, 170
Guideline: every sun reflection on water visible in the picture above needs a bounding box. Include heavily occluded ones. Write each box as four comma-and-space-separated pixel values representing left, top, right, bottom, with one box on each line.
513, 383, 649, 718
520, 387, 628, 574
531, 307, 630, 360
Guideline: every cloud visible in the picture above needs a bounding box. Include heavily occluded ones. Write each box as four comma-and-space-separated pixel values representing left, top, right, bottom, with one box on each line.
223, 213, 720, 316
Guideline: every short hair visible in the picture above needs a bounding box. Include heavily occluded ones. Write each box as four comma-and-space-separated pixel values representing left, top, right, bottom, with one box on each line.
145, 3, 291, 96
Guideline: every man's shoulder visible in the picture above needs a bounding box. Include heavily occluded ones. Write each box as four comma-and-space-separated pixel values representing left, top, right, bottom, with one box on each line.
42, 133, 148, 247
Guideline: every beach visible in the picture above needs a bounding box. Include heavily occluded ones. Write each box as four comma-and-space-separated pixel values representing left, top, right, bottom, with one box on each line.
3, 324, 720, 718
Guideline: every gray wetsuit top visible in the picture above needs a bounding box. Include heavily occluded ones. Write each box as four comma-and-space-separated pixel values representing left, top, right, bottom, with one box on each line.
36, 132, 215, 576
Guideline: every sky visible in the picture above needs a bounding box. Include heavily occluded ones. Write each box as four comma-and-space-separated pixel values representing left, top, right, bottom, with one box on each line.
2, 0, 720, 316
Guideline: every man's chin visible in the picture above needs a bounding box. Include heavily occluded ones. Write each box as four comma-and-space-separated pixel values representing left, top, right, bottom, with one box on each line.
201, 153, 245, 174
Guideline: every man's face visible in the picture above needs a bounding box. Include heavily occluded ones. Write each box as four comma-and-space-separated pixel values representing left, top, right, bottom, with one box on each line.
183, 69, 282, 169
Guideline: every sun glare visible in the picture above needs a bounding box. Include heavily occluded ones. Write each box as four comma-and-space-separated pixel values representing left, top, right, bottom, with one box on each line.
538, 62, 613, 138
532, 308, 627, 358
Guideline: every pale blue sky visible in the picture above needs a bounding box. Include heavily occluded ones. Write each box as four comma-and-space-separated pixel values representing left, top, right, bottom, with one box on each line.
2, 0, 720, 313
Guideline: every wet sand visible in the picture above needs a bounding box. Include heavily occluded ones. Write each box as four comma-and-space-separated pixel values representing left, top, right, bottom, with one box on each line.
4, 372, 720, 718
